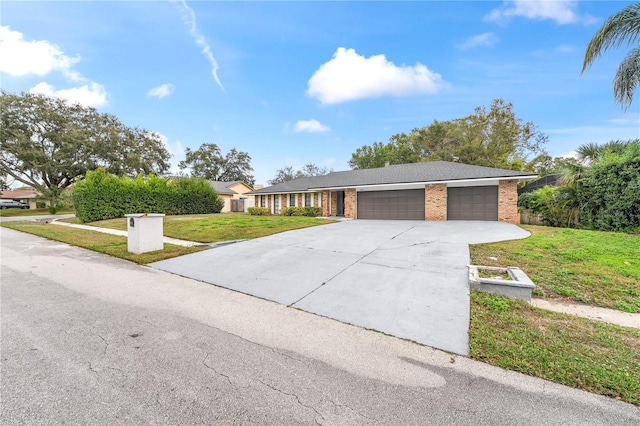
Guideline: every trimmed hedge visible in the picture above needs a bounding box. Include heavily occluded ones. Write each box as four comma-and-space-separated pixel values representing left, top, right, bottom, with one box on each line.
281, 206, 323, 217
248, 207, 270, 216
72, 169, 224, 223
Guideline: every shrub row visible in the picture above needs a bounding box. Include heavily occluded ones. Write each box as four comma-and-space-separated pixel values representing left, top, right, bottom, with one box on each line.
248, 207, 270, 216
72, 169, 224, 223
280, 206, 323, 217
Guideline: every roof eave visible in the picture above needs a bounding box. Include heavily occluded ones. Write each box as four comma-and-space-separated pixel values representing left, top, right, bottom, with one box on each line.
309, 175, 538, 191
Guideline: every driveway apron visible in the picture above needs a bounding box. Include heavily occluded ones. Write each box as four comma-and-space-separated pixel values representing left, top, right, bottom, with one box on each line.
150, 221, 529, 355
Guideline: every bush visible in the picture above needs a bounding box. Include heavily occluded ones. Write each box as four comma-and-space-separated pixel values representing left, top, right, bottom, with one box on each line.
36, 201, 46, 209
577, 147, 640, 232
280, 206, 306, 216
517, 192, 537, 210
280, 206, 322, 217
248, 207, 270, 216
525, 186, 579, 228
72, 169, 224, 222
304, 206, 323, 217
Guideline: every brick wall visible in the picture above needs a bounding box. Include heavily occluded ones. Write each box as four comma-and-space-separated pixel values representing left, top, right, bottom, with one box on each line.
322, 191, 329, 216
330, 192, 337, 216
298, 193, 303, 207
254, 195, 259, 207
281, 194, 288, 209
499, 180, 518, 223
425, 184, 447, 221
267, 195, 272, 212
344, 189, 356, 218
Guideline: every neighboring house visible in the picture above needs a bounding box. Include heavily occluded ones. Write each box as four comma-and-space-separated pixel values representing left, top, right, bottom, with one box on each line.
0, 189, 44, 209
209, 181, 254, 212
247, 161, 537, 223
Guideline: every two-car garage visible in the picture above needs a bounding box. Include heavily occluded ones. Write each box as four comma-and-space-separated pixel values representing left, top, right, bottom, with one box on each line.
356, 186, 499, 221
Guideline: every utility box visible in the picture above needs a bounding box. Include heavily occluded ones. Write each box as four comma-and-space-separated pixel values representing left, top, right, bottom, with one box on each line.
125, 213, 165, 254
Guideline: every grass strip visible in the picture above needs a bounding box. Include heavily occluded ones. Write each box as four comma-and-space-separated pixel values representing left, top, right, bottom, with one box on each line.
470, 290, 640, 405
470, 225, 640, 313
1, 221, 204, 264
0, 207, 74, 217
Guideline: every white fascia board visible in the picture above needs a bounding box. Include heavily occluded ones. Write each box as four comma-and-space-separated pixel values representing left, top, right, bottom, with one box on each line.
310, 175, 537, 191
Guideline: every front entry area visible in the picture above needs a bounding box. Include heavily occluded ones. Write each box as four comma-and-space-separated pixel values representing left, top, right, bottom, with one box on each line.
357, 189, 425, 220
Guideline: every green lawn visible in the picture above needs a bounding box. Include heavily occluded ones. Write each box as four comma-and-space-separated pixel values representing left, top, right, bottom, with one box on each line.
1, 221, 204, 263
64, 212, 335, 243
0, 207, 74, 217
3, 213, 334, 262
470, 290, 640, 405
470, 225, 640, 313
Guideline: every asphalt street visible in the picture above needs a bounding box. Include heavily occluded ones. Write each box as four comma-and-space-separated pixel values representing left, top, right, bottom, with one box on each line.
1, 227, 639, 424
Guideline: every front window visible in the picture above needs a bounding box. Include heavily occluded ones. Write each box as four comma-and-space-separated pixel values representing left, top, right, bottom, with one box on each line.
305, 193, 311, 207
260, 195, 266, 207
290, 193, 296, 207
274, 195, 280, 214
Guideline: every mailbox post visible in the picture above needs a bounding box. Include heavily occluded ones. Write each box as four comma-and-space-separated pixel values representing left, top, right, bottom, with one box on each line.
125, 213, 165, 254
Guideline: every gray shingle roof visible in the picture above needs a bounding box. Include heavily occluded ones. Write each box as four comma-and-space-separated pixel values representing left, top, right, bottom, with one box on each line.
209, 181, 241, 195
249, 161, 536, 194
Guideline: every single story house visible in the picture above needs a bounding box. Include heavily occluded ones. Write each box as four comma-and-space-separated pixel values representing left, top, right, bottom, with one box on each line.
248, 161, 537, 223
210, 181, 254, 213
0, 189, 44, 209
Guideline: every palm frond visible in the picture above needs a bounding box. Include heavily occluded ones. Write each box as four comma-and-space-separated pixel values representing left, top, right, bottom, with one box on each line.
582, 3, 640, 72
614, 46, 640, 109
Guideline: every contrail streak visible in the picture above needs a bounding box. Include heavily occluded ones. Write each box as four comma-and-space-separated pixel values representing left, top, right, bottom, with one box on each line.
174, 0, 225, 92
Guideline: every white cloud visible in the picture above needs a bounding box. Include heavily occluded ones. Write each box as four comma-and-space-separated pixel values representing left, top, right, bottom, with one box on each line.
559, 150, 579, 159
306, 47, 447, 104
172, 0, 224, 92
29, 82, 107, 108
148, 83, 175, 99
484, 1, 594, 25
0, 25, 80, 78
1, 26, 108, 107
294, 119, 330, 133
459, 32, 499, 50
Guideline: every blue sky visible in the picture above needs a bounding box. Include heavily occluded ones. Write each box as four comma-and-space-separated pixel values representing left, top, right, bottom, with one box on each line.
2, 1, 639, 185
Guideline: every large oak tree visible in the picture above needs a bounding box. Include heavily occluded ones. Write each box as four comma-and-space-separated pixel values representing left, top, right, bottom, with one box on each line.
178, 143, 255, 186
268, 163, 330, 185
0, 91, 171, 204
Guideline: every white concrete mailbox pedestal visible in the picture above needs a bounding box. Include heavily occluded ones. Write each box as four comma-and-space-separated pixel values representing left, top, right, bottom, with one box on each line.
125, 213, 165, 254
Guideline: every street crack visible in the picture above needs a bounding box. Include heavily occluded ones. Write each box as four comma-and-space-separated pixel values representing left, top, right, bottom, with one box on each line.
257, 378, 325, 425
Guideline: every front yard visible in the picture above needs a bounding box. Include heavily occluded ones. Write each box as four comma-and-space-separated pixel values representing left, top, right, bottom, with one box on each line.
469, 225, 640, 404
61, 213, 334, 243
2, 213, 335, 263
470, 225, 640, 313
470, 291, 640, 405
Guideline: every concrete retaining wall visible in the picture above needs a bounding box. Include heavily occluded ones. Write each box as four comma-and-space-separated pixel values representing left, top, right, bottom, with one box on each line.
469, 265, 535, 302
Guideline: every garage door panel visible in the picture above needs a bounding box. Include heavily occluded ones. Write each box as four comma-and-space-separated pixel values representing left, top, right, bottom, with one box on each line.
357, 189, 425, 220
447, 186, 498, 221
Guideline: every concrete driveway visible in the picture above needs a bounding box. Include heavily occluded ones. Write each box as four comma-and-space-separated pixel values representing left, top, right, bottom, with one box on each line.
150, 220, 529, 355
